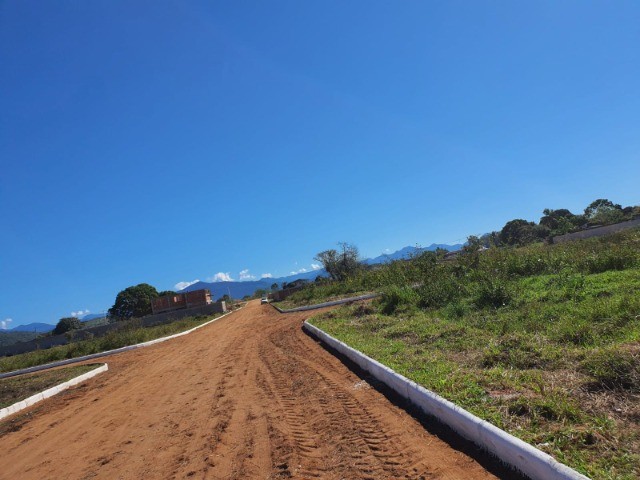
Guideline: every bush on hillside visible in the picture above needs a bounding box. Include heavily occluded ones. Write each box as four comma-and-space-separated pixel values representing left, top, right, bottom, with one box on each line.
53, 317, 82, 335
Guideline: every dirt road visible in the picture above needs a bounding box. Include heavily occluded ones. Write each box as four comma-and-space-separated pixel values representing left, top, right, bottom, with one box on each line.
0, 301, 499, 479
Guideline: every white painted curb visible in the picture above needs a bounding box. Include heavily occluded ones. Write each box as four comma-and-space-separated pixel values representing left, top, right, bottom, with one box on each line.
0, 307, 241, 380
273, 293, 379, 313
0, 363, 109, 421
303, 321, 590, 480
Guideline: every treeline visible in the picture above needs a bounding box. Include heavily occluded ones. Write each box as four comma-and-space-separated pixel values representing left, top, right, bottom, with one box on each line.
477, 198, 639, 248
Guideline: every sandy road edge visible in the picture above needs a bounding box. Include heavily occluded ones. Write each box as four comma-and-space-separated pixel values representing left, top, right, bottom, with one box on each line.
0, 364, 109, 421
303, 320, 590, 480
0, 307, 242, 380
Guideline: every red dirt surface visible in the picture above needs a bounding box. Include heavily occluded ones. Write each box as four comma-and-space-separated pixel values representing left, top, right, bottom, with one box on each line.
0, 301, 498, 479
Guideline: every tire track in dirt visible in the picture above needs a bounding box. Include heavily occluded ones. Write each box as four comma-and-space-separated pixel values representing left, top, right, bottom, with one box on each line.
263, 326, 433, 479
0, 301, 499, 480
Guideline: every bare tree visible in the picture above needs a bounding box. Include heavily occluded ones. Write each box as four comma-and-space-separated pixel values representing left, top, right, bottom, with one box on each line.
314, 242, 361, 281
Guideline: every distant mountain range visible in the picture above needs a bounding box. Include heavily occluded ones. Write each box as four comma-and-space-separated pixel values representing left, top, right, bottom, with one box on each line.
180, 243, 463, 298
363, 243, 463, 265
180, 269, 327, 299
10, 322, 55, 333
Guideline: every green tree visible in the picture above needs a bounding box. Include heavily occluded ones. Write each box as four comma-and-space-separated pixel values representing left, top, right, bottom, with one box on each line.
53, 317, 82, 335
499, 219, 541, 246
314, 242, 361, 281
158, 290, 176, 297
463, 235, 483, 253
584, 199, 624, 225
540, 208, 583, 235
108, 283, 159, 319
253, 288, 268, 298
282, 279, 309, 290
270, 283, 279, 291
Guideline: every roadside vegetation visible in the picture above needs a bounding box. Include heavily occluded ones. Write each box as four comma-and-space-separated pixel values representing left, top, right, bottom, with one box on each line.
0, 313, 224, 374
300, 227, 640, 479
0, 364, 101, 409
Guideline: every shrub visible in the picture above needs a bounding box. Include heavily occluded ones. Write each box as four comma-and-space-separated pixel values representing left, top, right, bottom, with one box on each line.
473, 277, 513, 309
379, 286, 418, 315
417, 274, 464, 309
442, 300, 469, 319
578, 247, 636, 274
53, 317, 82, 335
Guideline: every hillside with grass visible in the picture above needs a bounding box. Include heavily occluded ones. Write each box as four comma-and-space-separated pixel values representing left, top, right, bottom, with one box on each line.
0, 331, 40, 348
291, 228, 640, 479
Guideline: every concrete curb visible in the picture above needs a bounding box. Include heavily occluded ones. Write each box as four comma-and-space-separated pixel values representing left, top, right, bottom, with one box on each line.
0, 363, 109, 421
272, 293, 379, 313
0, 307, 241, 380
303, 321, 590, 480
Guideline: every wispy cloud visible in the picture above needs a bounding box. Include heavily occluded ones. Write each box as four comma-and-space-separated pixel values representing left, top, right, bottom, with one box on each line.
261, 273, 273, 278
71, 309, 90, 318
0, 318, 12, 330
208, 272, 234, 282
290, 263, 323, 275
239, 269, 256, 281
175, 279, 200, 291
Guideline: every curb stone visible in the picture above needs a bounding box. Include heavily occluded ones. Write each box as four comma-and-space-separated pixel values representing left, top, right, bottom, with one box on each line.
271, 293, 379, 313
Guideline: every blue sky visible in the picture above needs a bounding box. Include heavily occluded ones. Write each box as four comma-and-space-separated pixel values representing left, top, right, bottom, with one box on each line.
1, 1, 639, 327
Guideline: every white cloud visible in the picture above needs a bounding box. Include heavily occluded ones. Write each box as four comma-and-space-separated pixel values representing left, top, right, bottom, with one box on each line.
175, 279, 200, 291
0, 318, 12, 330
239, 269, 256, 281
71, 309, 90, 318
260, 273, 273, 278
290, 263, 323, 275
208, 272, 234, 282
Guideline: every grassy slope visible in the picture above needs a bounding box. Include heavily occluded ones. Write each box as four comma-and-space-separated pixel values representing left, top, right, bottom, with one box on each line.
0, 331, 40, 347
309, 228, 640, 479
0, 313, 224, 374
0, 364, 100, 409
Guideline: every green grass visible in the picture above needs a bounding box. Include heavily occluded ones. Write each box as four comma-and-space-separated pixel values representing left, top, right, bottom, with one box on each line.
0, 364, 101, 409
0, 313, 223, 374
306, 228, 640, 479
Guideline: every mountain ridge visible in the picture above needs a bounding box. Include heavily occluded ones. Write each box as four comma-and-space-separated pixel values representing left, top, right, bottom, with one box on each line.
363, 243, 463, 265
10, 322, 55, 333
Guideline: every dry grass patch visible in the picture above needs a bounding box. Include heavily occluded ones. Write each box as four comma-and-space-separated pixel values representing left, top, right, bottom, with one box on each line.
0, 364, 100, 409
